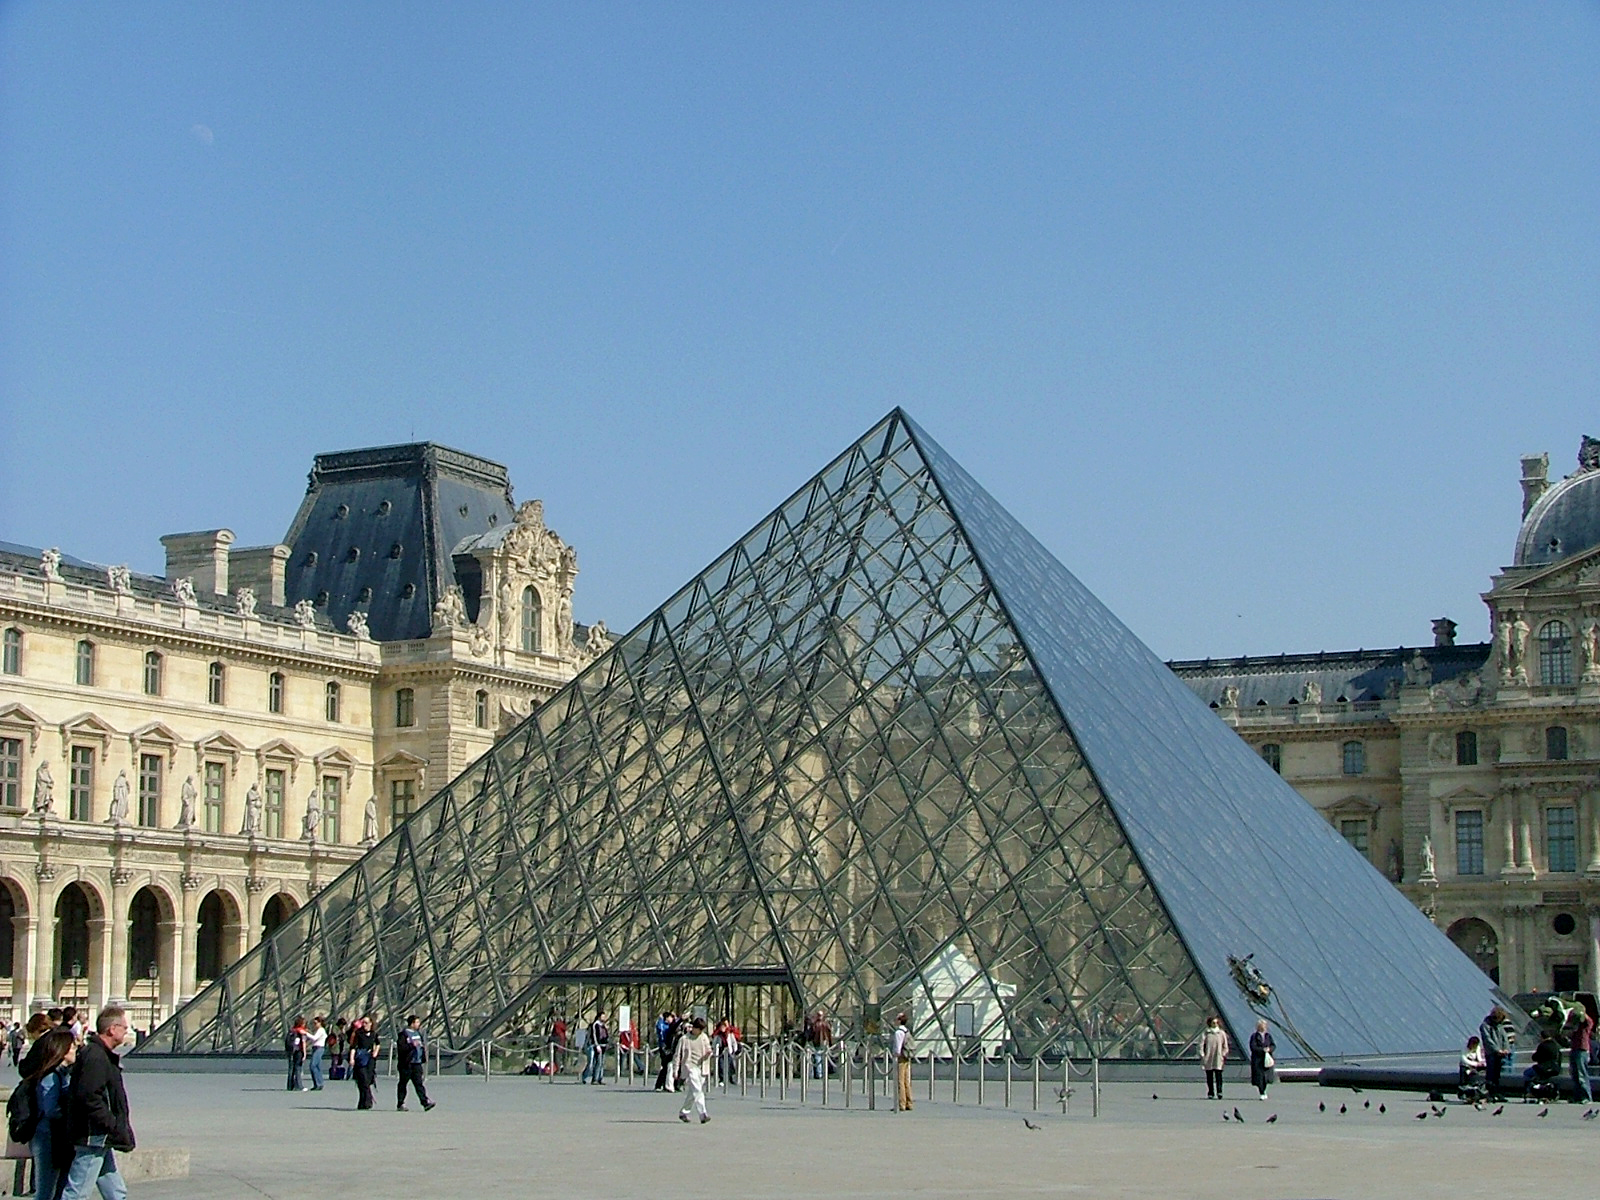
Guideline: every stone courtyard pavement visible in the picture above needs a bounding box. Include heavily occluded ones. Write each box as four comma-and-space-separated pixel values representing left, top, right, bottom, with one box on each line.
83, 1068, 1600, 1199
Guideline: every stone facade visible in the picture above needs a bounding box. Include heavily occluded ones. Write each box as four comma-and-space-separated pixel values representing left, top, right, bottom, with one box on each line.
1175, 437, 1600, 1000
0, 444, 606, 1030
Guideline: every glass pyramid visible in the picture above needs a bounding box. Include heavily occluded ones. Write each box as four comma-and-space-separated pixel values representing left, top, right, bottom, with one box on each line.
139, 411, 1508, 1061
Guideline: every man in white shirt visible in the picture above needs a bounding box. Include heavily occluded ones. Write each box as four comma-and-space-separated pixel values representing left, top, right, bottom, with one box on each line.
892, 1012, 914, 1111
674, 1017, 714, 1124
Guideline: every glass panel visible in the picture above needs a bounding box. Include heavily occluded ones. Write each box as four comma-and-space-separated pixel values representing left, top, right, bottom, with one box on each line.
203, 762, 225, 833
69, 747, 93, 821
1455, 811, 1484, 876
137, 754, 161, 827
1547, 806, 1577, 873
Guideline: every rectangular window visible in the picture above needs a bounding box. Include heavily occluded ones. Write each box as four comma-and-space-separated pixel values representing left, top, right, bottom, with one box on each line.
1547, 726, 1569, 762
203, 761, 225, 834
0, 737, 21, 808
2, 629, 20, 675
476, 690, 489, 729
1342, 740, 1365, 776
137, 753, 162, 827
1547, 805, 1578, 873
321, 775, 342, 843
143, 653, 162, 697
390, 777, 416, 826
264, 768, 285, 839
268, 673, 284, 715
1260, 743, 1281, 773
1455, 809, 1485, 876
75, 641, 94, 686
1339, 818, 1369, 856
395, 688, 415, 728
69, 746, 94, 821
1455, 731, 1477, 766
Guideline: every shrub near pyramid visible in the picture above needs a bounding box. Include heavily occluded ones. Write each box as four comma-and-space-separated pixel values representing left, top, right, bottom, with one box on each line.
140, 411, 1508, 1061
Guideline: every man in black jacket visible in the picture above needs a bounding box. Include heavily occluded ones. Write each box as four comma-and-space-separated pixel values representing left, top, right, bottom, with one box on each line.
60, 1005, 134, 1200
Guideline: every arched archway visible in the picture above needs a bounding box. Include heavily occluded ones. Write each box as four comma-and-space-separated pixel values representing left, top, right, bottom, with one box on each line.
261, 893, 298, 939
1448, 917, 1499, 984
195, 890, 243, 985
54, 883, 98, 1006
126, 887, 170, 1030
0, 879, 28, 1019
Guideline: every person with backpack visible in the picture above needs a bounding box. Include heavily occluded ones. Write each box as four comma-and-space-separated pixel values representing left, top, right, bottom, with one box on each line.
581, 1010, 609, 1084
395, 1015, 435, 1112
11, 1027, 75, 1200
284, 1017, 309, 1091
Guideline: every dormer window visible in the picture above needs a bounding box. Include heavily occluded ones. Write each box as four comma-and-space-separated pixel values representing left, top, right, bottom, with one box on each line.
1539, 620, 1574, 685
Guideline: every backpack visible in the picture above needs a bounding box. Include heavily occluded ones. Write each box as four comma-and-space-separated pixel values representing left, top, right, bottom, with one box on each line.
7, 1076, 39, 1144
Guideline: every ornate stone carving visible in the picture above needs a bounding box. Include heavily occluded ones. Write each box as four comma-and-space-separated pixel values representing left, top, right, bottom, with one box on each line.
110, 866, 134, 887
1218, 684, 1239, 708
241, 782, 263, 836
432, 586, 467, 631
468, 622, 492, 657
346, 609, 370, 640
301, 788, 321, 841
107, 565, 132, 595
33, 862, 56, 883
1431, 670, 1482, 709
362, 795, 378, 845
1403, 651, 1432, 687
1583, 619, 1600, 682
293, 599, 317, 629
1419, 835, 1437, 881
234, 586, 257, 617
172, 576, 197, 607
1429, 733, 1452, 764
31, 761, 54, 815
176, 776, 197, 829
245, 875, 269, 893
108, 770, 130, 825
39, 548, 62, 582
1300, 679, 1322, 705
556, 594, 574, 652
1499, 610, 1530, 685
180, 872, 203, 892
1580, 435, 1600, 473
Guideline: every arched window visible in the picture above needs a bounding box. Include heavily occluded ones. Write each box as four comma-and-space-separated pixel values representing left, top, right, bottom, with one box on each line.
1342, 740, 1365, 776
1539, 620, 1574, 685
1455, 731, 1478, 767
268, 672, 285, 714
521, 587, 542, 653
207, 661, 225, 705
143, 651, 163, 697
325, 681, 341, 723
75, 640, 94, 686
475, 690, 490, 729
1547, 726, 1569, 762
395, 688, 415, 728
1, 628, 19, 675
1259, 743, 1281, 773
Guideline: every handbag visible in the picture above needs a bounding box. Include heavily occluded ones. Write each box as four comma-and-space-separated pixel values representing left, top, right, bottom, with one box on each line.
1262, 1050, 1275, 1069
4, 1137, 30, 1160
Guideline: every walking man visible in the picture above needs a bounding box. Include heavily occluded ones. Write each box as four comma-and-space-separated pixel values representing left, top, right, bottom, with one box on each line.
675, 1017, 713, 1124
581, 1009, 609, 1084
396, 1015, 435, 1112
60, 1005, 134, 1200
1570, 1005, 1594, 1104
808, 1011, 831, 1080
654, 1012, 680, 1092
892, 1011, 914, 1111
349, 1014, 381, 1110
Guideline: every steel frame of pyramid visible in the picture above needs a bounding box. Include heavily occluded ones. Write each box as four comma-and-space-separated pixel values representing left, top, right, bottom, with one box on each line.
140, 411, 1509, 1061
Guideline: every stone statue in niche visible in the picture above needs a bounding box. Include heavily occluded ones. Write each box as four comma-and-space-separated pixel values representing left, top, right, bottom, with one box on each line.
345, 609, 370, 640
177, 776, 197, 829
107, 565, 131, 595
108, 770, 130, 825
433, 586, 467, 631
301, 789, 321, 841
362, 795, 378, 845
1419, 835, 1437, 881
293, 599, 317, 629
172, 576, 197, 607
1582, 618, 1600, 681
1403, 650, 1432, 687
241, 782, 263, 836
585, 621, 611, 658
31, 762, 54, 815
468, 622, 492, 657
1300, 679, 1322, 705
1218, 684, 1239, 708
556, 595, 574, 651
1386, 839, 1403, 883
497, 576, 516, 647
234, 587, 257, 617
39, 548, 62, 582
1500, 611, 1530, 683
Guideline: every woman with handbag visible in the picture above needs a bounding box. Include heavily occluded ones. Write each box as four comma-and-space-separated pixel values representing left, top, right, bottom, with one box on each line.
1248, 1019, 1276, 1101
23, 1028, 77, 1200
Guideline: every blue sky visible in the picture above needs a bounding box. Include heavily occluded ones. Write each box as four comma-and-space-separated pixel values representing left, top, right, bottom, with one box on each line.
3, 3, 1596, 658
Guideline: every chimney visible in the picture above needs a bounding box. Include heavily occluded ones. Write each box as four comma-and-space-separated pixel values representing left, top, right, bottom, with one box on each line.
1521, 453, 1550, 517
1432, 617, 1457, 648
229, 544, 291, 608
159, 529, 234, 596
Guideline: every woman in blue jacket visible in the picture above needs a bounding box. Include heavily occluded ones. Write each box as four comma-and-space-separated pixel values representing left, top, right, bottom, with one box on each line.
26, 1027, 77, 1200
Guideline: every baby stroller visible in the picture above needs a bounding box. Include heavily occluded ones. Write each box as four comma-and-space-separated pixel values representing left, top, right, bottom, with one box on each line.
1524, 1059, 1562, 1103
1457, 1063, 1488, 1104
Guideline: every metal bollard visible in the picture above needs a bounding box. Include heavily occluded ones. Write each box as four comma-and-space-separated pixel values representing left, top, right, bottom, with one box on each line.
1061, 1057, 1069, 1114
843, 1044, 852, 1108
952, 1048, 960, 1105
1031, 1055, 1039, 1111
928, 1050, 934, 1103
868, 1046, 875, 1111
1004, 1054, 1011, 1108
977, 1052, 984, 1107
1092, 1056, 1100, 1118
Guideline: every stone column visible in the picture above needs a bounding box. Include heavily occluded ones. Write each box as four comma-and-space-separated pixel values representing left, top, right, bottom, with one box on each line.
12, 914, 36, 1019
106, 876, 130, 1007
30, 886, 55, 1009
1519, 791, 1537, 873
156, 919, 180, 1021
1589, 909, 1600, 997
1500, 802, 1518, 876
88, 917, 112, 1011
177, 882, 200, 1005
1586, 791, 1600, 875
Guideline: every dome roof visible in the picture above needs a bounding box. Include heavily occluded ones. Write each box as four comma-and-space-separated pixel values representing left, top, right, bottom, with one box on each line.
1516, 460, 1600, 567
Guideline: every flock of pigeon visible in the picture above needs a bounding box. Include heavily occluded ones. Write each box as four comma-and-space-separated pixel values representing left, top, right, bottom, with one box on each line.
1017, 1092, 1600, 1128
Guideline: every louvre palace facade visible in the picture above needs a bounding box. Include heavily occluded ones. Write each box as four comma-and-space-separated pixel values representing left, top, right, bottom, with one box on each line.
1175, 437, 1600, 1001
0, 443, 609, 1030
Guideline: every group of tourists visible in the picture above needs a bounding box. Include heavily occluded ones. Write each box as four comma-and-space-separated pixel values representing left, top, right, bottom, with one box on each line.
1196, 1016, 1278, 1101
282, 1013, 435, 1112
10, 1004, 135, 1200
1467, 1003, 1595, 1103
